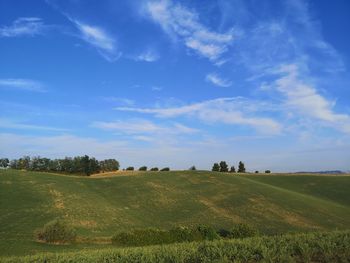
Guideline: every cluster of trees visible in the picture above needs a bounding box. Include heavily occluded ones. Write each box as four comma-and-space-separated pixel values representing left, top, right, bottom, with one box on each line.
5, 156, 119, 176
0, 158, 9, 168
212, 161, 246, 173
124, 166, 170, 172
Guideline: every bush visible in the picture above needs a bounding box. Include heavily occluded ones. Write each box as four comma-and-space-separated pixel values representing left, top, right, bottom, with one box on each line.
112, 228, 169, 247
112, 225, 219, 247
196, 225, 220, 240
160, 167, 170, 171
139, 166, 147, 171
228, 223, 258, 239
169, 226, 202, 242
36, 219, 76, 244
150, 167, 159, 171
265, 170, 271, 173
126, 166, 134, 171
189, 165, 196, 171
255, 171, 259, 173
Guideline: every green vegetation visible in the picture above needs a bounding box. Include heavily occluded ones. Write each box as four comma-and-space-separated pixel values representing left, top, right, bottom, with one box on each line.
111, 225, 220, 247
36, 219, 76, 244
8, 155, 119, 175
0, 169, 350, 257
139, 166, 147, 171
2, 231, 349, 262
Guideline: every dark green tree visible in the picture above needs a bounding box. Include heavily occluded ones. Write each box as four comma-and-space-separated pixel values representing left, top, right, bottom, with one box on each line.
238, 161, 246, 173
189, 165, 196, 171
160, 167, 170, 171
0, 158, 9, 168
219, 161, 229, 172
230, 166, 236, 173
212, 163, 220, 172
150, 167, 159, 171
126, 166, 134, 171
139, 166, 147, 171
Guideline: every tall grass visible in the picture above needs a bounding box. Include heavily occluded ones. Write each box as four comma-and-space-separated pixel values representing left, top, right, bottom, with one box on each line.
2, 230, 349, 263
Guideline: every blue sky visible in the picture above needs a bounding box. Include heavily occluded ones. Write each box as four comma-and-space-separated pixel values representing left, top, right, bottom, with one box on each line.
1, 0, 350, 171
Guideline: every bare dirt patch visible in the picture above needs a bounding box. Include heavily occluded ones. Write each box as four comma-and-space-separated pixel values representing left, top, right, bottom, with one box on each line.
49, 189, 64, 209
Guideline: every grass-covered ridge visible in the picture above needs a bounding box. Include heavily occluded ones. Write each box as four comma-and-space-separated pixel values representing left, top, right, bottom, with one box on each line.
0, 169, 350, 256
2, 231, 349, 263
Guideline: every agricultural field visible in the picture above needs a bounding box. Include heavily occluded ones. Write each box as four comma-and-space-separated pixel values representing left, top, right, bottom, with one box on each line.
0, 169, 350, 261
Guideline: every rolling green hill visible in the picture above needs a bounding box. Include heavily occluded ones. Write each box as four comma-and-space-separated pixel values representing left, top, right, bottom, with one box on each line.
1, 169, 350, 256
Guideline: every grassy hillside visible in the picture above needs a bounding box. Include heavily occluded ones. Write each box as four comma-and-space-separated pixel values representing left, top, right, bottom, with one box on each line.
1, 169, 350, 256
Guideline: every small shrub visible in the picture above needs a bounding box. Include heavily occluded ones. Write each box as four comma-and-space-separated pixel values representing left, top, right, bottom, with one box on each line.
265, 170, 271, 173
139, 166, 147, 171
150, 167, 159, 171
112, 228, 170, 246
196, 225, 220, 241
126, 166, 134, 171
189, 165, 196, 171
255, 171, 259, 173
228, 223, 258, 239
169, 226, 202, 242
36, 219, 76, 244
160, 167, 170, 171
112, 225, 219, 247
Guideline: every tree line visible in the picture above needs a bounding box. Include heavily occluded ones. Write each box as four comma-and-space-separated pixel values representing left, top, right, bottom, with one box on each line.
0, 156, 119, 176
212, 161, 246, 173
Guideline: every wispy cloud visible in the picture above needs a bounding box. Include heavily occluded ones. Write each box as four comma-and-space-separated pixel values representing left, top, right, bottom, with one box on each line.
91, 119, 198, 135
0, 118, 68, 132
151, 86, 163, 91
206, 73, 232, 87
272, 64, 350, 133
145, 0, 234, 62
115, 98, 282, 134
101, 97, 135, 106
0, 17, 48, 37
134, 50, 159, 62
68, 17, 120, 62
0, 78, 46, 92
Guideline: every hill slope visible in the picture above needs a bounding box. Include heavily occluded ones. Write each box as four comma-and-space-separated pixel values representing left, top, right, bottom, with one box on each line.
1, 169, 349, 256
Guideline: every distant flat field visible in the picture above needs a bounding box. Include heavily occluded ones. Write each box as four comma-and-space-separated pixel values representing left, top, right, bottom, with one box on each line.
0, 169, 349, 256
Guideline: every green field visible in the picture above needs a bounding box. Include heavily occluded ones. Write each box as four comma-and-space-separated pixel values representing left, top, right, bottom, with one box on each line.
1, 169, 350, 258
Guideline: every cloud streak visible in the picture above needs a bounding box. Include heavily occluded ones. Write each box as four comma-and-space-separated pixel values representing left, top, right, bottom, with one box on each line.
92, 119, 198, 135
134, 50, 159, 62
272, 64, 350, 133
115, 98, 282, 134
0, 79, 46, 92
145, 0, 234, 62
68, 17, 121, 62
0, 118, 68, 132
0, 17, 48, 37
206, 73, 232, 87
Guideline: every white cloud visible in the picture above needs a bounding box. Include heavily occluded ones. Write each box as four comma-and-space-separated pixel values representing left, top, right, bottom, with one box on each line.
151, 86, 163, 91
0, 78, 46, 92
91, 119, 198, 135
115, 98, 282, 134
272, 64, 350, 133
69, 18, 120, 62
0, 118, 68, 132
206, 73, 232, 87
102, 97, 135, 106
0, 17, 47, 37
135, 50, 159, 62
145, 0, 234, 62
